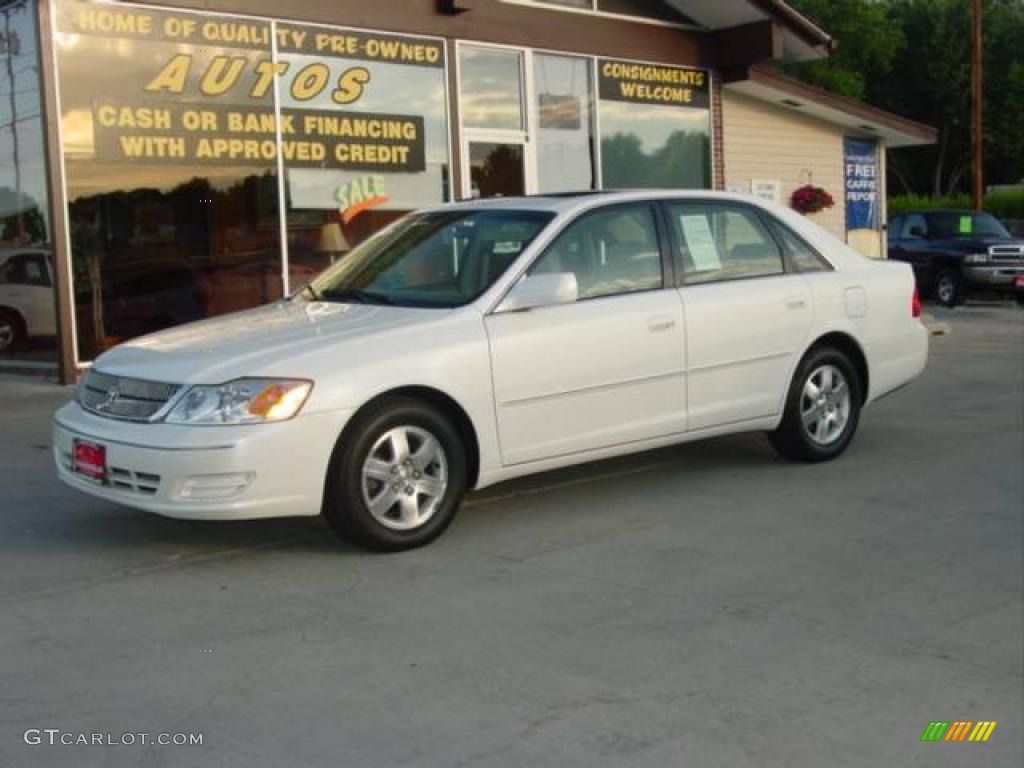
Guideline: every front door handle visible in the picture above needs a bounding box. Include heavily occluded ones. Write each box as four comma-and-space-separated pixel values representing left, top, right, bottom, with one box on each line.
785, 296, 808, 310
647, 315, 677, 332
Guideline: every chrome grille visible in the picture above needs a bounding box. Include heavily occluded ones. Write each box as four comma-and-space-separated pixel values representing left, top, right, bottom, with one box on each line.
990, 245, 1024, 260
77, 369, 182, 422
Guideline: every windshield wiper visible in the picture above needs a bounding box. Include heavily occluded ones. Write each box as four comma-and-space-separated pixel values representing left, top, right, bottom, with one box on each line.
319, 288, 394, 305
297, 282, 321, 301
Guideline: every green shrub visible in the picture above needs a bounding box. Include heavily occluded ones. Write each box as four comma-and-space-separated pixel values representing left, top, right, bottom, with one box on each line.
888, 190, 1024, 220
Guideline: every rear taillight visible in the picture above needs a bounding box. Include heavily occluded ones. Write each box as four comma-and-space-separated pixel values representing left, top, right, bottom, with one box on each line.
912, 285, 922, 318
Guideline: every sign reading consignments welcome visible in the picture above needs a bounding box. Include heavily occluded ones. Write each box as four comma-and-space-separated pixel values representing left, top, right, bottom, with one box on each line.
597, 59, 709, 109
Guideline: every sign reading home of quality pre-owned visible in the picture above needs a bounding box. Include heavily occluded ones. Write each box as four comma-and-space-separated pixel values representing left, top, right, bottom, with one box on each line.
597, 59, 709, 109
844, 137, 880, 230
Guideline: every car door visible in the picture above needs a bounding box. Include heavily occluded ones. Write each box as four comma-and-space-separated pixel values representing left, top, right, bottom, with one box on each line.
485, 202, 687, 466
891, 214, 934, 285
663, 200, 813, 431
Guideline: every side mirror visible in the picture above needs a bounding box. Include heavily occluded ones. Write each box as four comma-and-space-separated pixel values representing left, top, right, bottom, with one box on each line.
908, 226, 926, 239
497, 273, 578, 312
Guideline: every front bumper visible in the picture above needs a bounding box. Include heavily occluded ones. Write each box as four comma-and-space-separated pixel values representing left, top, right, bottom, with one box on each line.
963, 263, 1024, 289
53, 402, 353, 520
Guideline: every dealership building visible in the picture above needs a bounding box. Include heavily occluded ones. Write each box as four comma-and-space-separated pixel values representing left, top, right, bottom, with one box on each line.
0, 0, 935, 382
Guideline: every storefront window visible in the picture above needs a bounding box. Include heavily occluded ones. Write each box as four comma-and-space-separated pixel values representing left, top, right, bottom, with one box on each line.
534, 53, 595, 193
278, 23, 450, 273
459, 46, 524, 131
1, 0, 55, 364
56, 0, 281, 361
597, 58, 711, 189
54, 1, 450, 363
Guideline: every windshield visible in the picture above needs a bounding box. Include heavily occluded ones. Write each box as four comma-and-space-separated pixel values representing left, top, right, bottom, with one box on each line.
928, 212, 1010, 239
306, 209, 555, 308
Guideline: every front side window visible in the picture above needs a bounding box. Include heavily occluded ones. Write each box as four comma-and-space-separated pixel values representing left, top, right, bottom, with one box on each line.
668, 203, 784, 285
529, 204, 662, 300
0, 252, 49, 286
310, 209, 553, 307
902, 214, 928, 239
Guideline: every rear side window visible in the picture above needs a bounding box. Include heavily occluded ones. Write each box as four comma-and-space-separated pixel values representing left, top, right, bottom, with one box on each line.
529, 204, 663, 300
767, 219, 832, 273
667, 202, 784, 285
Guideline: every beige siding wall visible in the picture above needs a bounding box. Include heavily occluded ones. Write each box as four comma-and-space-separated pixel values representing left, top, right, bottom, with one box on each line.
722, 90, 847, 238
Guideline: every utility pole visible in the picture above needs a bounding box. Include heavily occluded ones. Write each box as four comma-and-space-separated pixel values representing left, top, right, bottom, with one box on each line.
3, 1, 26, 240
971, 0, 984, 211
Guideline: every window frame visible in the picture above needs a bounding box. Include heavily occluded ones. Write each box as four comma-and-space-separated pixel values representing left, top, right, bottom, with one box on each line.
519, 199, 674, 305
659, 199, 792, 288
762, 214, 835, 274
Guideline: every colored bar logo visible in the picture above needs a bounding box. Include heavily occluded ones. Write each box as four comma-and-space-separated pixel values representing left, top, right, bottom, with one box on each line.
921, 721, 996, 742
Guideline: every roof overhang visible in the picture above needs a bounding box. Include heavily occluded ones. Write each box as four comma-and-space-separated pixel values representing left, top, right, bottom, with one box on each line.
667, 0, 833, 61
725, 66, 937, 148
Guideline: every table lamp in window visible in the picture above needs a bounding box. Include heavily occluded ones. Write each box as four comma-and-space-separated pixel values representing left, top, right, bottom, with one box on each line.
316, 221, 350, 265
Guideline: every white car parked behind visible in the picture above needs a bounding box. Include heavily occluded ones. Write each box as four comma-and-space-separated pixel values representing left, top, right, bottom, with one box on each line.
54, 192, 928, 550
0, 248, 56, 354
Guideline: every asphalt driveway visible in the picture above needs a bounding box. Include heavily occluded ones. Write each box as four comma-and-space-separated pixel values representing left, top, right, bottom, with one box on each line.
1, 304, 1021, 767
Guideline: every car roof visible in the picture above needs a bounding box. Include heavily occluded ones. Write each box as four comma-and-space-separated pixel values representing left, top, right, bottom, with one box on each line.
429, 189, 786, 215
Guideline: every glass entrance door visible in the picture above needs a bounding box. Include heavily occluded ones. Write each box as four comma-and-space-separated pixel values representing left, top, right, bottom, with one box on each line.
458, 44, 534, 198
467, 141, 526, 198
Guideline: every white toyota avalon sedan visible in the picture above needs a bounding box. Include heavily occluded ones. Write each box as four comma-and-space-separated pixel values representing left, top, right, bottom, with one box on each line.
54, 191, 928, 550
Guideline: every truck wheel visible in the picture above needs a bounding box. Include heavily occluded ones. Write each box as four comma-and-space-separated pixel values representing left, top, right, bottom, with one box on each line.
770, 345, 862, 463
934, 269, 963, 307
0, 309, 26, 354
323, 396, 467, 552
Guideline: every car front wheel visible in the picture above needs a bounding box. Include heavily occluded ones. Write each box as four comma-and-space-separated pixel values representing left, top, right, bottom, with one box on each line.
934, 268, 963, 307
323, 397, 467, 551
770, 346, 862, 462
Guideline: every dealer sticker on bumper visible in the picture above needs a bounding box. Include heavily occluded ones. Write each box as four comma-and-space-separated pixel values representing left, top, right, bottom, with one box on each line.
72, 439, 106, 482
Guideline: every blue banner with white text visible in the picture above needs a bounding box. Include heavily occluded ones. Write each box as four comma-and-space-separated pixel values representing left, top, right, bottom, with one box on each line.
844, 137, 879, 231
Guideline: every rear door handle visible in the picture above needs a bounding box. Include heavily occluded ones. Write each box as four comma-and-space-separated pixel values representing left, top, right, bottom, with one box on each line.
785, 296, 807, 310
647, 315, 677, 332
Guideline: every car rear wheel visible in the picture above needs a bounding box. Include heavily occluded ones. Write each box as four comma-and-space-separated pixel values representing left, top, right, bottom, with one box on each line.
770, 346, 862, 462
323, 397, 467, 551
0, 310, 26, 354
934, 269, 963, 307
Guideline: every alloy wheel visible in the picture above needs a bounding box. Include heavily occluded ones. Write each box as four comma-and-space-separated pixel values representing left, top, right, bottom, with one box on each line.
800, 364, 852, 446
361, 425, 449, 531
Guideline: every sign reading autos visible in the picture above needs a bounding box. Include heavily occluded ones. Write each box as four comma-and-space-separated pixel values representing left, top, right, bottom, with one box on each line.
57, 3, 437, 174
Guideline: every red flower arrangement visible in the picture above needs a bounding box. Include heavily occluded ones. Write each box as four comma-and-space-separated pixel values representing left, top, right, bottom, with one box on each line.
790, 185, 835, 215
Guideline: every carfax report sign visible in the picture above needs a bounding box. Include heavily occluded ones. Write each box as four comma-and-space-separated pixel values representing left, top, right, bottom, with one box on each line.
57, 3, 442, 178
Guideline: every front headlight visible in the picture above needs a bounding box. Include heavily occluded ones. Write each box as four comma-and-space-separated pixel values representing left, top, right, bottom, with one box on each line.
164, 378, 313, 425
964, 253, 990, 264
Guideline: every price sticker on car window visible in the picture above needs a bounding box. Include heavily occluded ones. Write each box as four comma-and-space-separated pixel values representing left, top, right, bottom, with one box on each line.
959, 215, 973, 234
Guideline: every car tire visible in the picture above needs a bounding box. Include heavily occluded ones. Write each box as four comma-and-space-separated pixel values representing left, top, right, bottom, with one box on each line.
770, 346, 862, 463
323, 396, 467, 552
934, 268, 964, 307
0, 309, 26, 355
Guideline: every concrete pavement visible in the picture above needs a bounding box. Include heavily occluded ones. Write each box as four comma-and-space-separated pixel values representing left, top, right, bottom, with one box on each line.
1, 305, 1021, 767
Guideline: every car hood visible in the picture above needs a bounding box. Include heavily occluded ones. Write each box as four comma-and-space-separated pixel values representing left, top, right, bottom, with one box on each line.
93, 299, 443, 384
